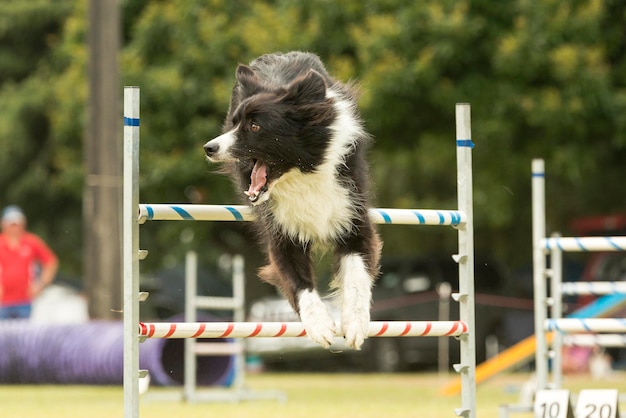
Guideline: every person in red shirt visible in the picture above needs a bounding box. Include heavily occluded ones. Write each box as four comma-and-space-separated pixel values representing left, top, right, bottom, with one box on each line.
0, 205, 58, 319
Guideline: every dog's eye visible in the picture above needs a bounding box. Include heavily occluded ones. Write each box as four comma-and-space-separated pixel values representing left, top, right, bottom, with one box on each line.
250, 122, 261, 133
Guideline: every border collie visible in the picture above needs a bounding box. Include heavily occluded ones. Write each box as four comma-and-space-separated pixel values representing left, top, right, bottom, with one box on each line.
204, 51, 381, 350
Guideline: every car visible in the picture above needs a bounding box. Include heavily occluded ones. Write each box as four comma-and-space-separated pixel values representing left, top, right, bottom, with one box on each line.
246, 255, 515, 372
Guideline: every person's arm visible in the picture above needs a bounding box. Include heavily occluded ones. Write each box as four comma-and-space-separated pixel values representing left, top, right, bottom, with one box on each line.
32, 258, 58, 298
30, 235, 58, 298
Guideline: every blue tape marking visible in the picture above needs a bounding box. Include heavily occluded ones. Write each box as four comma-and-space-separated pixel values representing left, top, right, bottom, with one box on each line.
436, 211, 445, 224
450, 211, 461, 226
456, 139, 474, 148
531, 172, 545, 178
225, 206, 244, 222
146, 206, 154, 220
581, 319, 592, 332
124, 117, 140, 127
376, 210, 392, 224
574, 237, 586, 251
171, 206, 194, 220
606, 237, 624, 251
412, 211, 426, 224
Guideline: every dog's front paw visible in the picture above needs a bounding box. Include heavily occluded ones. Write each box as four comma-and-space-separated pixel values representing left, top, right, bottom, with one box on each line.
298, 289, 336, 348
303, 315, 336, 348
341, 309, 370, 350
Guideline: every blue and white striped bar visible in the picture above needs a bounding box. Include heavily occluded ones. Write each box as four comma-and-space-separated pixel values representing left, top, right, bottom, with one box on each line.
138, 204, 466, 226
561, 281, 626, 296
139, 204, 253, 223
541, 236, 626, 252
563, 334, 626, 348
545, 318, 626, 333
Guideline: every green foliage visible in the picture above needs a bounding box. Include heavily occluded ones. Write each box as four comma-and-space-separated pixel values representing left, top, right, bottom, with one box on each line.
0, 0, 625, 282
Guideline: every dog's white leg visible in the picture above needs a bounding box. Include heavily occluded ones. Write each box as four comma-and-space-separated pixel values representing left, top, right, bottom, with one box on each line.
336, 254, 372, 350
297, 288, 336, 348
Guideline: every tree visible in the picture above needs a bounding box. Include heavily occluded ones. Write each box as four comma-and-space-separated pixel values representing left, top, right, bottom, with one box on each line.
1, 0, 625, 309
0, 0, 78, 270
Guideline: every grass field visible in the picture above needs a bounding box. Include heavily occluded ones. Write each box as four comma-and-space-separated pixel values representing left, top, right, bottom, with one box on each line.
1, 372, 625, 418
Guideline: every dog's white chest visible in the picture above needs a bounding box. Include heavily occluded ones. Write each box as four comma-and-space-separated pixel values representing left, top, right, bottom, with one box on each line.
268, 167, 355, 244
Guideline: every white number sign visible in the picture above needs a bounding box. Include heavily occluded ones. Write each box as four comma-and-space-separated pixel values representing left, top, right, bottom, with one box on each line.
575, 389, 619, 418
534, 390, 573, 418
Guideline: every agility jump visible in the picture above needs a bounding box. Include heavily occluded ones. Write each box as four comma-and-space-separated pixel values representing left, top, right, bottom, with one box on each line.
123, 87, 477, 417
139, 320, 469, 339
532, 158, 626, 392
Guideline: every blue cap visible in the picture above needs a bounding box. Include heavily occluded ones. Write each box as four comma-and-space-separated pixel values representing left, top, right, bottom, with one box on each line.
2, 205, 26, 224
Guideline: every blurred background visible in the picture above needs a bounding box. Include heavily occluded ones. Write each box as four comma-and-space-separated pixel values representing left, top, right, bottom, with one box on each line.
1, 0, 625, 370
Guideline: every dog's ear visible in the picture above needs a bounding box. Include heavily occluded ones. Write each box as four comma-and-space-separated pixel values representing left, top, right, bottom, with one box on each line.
285, 70, 327, 104
236, 64, 256, 81
236, 64, 259, 96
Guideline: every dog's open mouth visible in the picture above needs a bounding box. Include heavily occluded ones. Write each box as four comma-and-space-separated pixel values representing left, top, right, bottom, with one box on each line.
244, 159, 270, 205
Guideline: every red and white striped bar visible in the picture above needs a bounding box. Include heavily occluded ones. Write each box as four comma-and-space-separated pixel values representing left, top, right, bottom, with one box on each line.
563, 334, 626, 348
541, 236, 626, 252
545, 318, 626, 333
138, 204, 466, 226
138, 321, 468, 339
561, 281, 626, 295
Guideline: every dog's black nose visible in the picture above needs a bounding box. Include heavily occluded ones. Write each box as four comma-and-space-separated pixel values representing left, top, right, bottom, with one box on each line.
204, 142, 218, 157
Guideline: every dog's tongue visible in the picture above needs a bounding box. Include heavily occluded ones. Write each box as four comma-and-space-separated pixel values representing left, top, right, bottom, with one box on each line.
247, 160, 267, 197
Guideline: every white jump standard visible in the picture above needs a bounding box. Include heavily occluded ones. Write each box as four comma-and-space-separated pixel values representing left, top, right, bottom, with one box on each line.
531, 157, 626, 394
123, 87, 477, 418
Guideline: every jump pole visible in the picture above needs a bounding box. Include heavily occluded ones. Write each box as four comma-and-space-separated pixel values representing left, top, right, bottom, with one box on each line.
123, 86, 140, 418
454, 103, 476, 418
123, 88, 476, 417
542, 236, 626, 252
531, 159, 549, 391
138, 204, 466, 226
139, 320, 469, 339
561, 281, 626, 295
545, 318, 626, 333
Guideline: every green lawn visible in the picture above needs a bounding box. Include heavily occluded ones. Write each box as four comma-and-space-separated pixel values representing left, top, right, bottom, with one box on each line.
1, 372, 624, 418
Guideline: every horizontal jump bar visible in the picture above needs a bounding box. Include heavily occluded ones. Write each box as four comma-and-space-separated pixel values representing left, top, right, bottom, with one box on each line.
560, 281, 626, 295
563, 334, 626, 347
138, 321, 469, 339
545, 318, 626, 333
542, 236, 626, 252
138, 204, 466, 226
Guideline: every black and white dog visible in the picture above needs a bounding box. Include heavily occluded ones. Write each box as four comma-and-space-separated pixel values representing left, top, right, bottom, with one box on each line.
204, 52, 381, 350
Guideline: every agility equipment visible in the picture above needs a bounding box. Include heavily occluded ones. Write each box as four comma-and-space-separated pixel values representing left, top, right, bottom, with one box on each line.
138, 204, 466, 226
545, 318, 626, 333
532, 158, 626, 392
541, 236, 626, 252
561, 281, 626, 295
440, 291, 626, 396
0, 319, 232, 386
139, 320, 469, 339
123, 87, 477, 417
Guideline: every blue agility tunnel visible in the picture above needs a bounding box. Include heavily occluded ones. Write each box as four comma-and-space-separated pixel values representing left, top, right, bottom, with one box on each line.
0, 320, 234, 386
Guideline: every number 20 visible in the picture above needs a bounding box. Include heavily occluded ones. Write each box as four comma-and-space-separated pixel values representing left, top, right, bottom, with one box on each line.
584, 403, 613, 418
